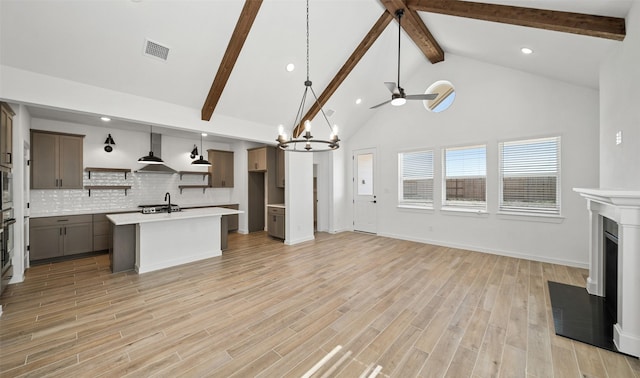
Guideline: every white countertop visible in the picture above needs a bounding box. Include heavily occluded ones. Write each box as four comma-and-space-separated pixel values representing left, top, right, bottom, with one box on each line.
106, 207, 243, 226
30, 203, 239, 218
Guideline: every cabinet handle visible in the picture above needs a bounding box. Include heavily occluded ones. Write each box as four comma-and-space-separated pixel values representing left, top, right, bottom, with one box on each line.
55, 179, 59, 187
64, 227, 67, 235
6, 152, 11, 164
59, 228, 62, 236
60, 179, 62, 187
254, 163, 258, 169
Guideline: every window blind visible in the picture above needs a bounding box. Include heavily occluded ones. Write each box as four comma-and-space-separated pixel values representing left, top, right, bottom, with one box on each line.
444, 145, 487, 208
499, 136, 560, 214
398, 150, 433, 205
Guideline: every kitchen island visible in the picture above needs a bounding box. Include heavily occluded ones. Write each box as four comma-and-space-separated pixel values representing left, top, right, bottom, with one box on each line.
106, 207, 243, 274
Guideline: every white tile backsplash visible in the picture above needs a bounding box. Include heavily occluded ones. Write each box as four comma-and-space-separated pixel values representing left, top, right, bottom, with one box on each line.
30, 171, 234, 216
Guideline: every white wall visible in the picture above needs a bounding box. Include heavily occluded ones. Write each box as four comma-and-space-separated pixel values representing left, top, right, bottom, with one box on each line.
285, 151, 314, 245
600, 0, 640, 189
342, 54, 600, 267
0, 66, 276, 145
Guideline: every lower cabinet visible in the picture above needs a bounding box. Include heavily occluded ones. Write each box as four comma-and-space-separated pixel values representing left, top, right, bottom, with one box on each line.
30, 215, 94, 261
93, 214, 111, 251
218, 204, 239, 232
267, 206, 285, 240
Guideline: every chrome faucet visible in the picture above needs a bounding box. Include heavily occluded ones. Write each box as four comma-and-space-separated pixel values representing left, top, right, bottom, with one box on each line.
164, 192, 172, 213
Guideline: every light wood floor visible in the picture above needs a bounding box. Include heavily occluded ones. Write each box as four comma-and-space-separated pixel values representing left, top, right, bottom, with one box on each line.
1, 231, 639, 377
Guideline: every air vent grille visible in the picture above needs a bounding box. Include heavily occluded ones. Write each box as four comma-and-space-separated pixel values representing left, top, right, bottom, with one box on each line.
144, 39, 169, 61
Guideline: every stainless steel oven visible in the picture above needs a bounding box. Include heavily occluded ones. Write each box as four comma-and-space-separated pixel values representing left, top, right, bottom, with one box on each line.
1, 208, 14, 291
1, 167, 13, 210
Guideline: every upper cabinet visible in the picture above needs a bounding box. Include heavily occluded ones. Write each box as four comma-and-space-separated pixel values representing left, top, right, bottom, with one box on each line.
276, 147, 285, 188
31, 130, 84, 189
208, 149, 234, 188
0, 102, 15, 169
247, 147, 267, 172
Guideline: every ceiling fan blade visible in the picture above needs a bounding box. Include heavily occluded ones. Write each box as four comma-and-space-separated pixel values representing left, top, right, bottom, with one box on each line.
370, 99, 392, 109
384, 82, 398, 93
405, 93, 439, 100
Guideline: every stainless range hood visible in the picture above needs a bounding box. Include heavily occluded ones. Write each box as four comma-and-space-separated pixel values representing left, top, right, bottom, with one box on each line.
136, 133, 177, 174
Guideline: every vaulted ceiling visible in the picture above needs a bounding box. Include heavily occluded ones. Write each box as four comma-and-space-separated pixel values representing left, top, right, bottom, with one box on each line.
0, 0, 632, 142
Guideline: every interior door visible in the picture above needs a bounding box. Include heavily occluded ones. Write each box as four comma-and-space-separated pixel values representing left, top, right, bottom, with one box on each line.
353, 148, 377, 234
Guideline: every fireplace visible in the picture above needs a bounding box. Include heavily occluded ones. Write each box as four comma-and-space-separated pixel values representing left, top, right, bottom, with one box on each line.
603, 217, 618, 323
574, 188, 640, 358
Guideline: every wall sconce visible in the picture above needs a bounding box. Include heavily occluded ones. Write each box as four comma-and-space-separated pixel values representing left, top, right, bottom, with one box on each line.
104, 133, 115, 152
190, 144, 198, 159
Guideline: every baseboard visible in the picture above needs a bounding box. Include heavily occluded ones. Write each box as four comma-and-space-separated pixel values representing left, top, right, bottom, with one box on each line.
377, 232, 589, 269
614, 324, 640, 358
285, 235, 315, 246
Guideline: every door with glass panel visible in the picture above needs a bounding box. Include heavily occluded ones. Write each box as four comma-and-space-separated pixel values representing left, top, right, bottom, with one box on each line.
353, 148, 377, 234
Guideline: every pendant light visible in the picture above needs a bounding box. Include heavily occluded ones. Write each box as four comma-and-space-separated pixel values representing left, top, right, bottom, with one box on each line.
138, 125, 164, 164
191, 133, 211, 166
276, 0, 339, 152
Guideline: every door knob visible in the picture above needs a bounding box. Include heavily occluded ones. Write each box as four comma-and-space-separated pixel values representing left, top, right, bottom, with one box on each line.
371, 200, 377, 203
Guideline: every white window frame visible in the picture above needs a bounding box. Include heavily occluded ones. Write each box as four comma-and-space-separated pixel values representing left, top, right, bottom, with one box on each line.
398, 149, 434, 209
442, 144, 487, 211
498, 136, 561, 216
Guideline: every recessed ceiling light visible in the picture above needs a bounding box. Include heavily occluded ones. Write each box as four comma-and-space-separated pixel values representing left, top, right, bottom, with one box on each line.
355, 98, 362, 105
100, 116, 111, 122
201, 133, 208, 137
521, 47, 533, 55
286, 63, 295, 72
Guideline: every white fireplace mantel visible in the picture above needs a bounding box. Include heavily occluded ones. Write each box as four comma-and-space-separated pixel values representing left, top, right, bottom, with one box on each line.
574, 188, 640, 357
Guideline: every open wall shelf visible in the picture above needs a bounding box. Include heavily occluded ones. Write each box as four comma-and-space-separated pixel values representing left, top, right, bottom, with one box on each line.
85, 185, 131, 196
85, 167, 132, 179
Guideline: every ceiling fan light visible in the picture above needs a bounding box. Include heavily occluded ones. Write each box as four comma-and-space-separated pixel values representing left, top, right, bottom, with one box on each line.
391, 97, 406, 106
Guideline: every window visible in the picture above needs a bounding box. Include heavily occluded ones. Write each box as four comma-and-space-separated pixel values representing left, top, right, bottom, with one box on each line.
499, 136, 560, 214
443, 145, 487, 209
398, 150, 433, 207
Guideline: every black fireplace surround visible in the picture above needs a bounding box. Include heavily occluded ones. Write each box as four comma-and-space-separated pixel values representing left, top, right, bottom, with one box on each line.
548, 217, 620, 354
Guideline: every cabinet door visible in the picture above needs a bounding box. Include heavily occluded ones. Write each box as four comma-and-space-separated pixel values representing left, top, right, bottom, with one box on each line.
220, 151, 234, 187
63, 222, 93, 255
30, 225, 63, 260
31, 132, 59, 189
209, 150, 234, 188
268, 214, 285, 239
276, 148, 285, 188
248, 148, 267, 171
59, 135, 83, 189
0, 105, 13, 168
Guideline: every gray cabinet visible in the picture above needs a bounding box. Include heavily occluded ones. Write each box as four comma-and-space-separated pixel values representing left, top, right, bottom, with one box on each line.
0, 102, 14, 169
247, 147, 267, 172
276, 147, 285, 188
31, 130, 84, 189
30, 215, 93, 261
268, 206, 285, 239
208, 149, 234, 187
218, 204, 239, 232
93, 214, 110, 251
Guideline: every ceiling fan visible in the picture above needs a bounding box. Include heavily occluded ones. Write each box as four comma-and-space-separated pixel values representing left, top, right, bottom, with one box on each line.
371, 9, 438, 109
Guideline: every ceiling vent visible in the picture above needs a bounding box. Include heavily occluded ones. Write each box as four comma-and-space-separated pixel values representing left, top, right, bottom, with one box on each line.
143, 39, 170, 61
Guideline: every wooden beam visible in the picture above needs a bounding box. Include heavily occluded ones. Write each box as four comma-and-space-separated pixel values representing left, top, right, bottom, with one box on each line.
379, 0, 445, 64
407, 0, 626, 41
201, 0, 263, 121
293, 11, 394, 138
